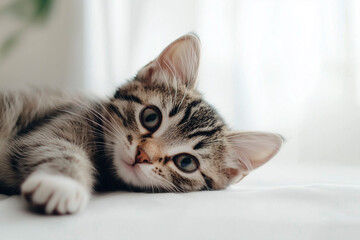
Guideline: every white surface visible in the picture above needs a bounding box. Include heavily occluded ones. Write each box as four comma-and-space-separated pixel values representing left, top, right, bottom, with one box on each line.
1, 164, 359, 240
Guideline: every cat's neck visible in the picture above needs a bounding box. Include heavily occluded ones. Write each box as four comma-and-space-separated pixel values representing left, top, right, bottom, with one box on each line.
87, 102, 126, 192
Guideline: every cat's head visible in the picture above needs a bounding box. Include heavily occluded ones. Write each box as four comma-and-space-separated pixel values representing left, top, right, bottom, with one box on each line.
103, 34, 283, 192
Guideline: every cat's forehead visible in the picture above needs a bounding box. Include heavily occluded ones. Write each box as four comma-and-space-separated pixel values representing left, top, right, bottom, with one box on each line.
118, 80, 200, 106
118, 81, 226, 130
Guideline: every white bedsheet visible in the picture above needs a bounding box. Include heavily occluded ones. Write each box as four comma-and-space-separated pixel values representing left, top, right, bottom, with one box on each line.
1, 164, 359, 240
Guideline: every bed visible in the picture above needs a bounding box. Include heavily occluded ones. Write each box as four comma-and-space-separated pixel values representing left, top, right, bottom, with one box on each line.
1, 164, 359, 240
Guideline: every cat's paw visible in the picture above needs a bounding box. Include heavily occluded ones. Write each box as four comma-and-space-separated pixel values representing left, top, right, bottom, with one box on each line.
21, 172, 89, 215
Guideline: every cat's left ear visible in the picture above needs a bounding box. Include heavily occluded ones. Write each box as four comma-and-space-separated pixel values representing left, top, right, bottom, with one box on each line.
137, 33, 200, 89
224, 132, 283, 184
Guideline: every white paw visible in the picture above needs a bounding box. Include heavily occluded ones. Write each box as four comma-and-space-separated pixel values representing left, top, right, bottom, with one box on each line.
21, 172, 89, 215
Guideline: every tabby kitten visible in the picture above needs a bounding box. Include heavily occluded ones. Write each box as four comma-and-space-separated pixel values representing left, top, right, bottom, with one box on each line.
0, 34, 282, 215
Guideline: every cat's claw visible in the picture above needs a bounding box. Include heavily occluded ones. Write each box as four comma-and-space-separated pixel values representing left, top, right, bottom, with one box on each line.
21, 172, 89, 215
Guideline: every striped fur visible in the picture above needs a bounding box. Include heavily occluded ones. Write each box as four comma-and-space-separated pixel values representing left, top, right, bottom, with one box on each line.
0, 34, 282, 215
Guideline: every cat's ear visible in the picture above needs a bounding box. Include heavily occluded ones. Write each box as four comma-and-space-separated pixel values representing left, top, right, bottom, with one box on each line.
137, 33, 200, 89
224, 132, 283, 184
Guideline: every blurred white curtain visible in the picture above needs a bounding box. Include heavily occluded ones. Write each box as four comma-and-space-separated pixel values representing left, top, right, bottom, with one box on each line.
84, 0, 360, 166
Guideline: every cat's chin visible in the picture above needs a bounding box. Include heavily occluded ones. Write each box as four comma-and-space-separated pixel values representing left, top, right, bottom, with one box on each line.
115, 154, 152, 188
112, 143, 142, 185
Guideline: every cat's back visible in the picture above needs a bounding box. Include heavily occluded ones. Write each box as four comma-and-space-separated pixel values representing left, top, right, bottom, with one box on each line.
0, 88, 86, 140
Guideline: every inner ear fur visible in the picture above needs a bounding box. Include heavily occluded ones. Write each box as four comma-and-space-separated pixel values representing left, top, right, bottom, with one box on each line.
137, 33, 201, 89
225, 131, 283, 184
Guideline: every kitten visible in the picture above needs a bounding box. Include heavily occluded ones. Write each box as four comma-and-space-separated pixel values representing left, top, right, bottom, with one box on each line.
0, 34, 283, 215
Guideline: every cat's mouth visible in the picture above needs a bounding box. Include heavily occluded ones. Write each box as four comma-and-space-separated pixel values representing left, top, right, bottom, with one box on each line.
114, 143, 154, 186
121, 154, 153, 185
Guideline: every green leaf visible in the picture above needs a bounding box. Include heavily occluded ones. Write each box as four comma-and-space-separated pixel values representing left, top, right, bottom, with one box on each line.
0, 0, 54, 61
0, 32, 21, 61
32, 0, 53, 22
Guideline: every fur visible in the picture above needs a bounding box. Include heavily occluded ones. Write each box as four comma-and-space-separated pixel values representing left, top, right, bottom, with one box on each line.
0, 34, 283, 214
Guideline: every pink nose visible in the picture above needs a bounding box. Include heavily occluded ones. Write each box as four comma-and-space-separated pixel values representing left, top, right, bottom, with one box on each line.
135, 147, 151, 164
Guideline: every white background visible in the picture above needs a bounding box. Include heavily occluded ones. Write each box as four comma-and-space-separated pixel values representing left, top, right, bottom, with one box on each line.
1, 0, 360, 167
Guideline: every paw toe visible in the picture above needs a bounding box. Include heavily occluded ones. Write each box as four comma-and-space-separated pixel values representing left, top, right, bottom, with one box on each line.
21, 173, 89, 215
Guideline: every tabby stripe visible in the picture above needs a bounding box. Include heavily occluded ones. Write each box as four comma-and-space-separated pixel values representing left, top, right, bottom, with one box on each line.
169, 104, 180, 117
16, 106, 71, 137
188, 126, 222, 139
141, 133, 152, 139
193, 140, 207, 150
25, 155, 78, 169
163, 156, 171, 165
10, 152, 21, 173
170, 169, 192, 188
201, 172, 214, 190
178, 100, 202, 125
24, 157, 57, 169
108, 104, 127, 127
114, 91, 142, 104
9, 143, 41, 173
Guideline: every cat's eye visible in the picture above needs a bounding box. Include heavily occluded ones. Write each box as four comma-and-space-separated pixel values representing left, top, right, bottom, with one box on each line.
172, 154, 199, 173
140, 106, 162, 132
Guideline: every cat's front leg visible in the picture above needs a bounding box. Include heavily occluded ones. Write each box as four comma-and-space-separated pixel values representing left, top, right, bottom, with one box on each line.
17, 139, 95, 215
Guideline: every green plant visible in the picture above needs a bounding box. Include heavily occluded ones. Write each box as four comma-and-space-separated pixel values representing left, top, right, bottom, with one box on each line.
0, 0, 54, 61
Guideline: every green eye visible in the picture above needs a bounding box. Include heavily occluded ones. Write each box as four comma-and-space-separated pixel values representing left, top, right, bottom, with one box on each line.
140, 106, 162, 132
173, 154, 199, 173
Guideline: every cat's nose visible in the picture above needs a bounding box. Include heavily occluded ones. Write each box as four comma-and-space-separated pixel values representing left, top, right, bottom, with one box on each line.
135, 147, 151, 164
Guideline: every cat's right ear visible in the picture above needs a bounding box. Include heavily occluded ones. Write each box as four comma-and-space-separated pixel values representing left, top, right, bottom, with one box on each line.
136, 33, 201, 89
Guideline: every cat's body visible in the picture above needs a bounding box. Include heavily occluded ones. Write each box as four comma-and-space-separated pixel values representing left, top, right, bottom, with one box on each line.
0, 34, 283, 215
0, 90, 100, 194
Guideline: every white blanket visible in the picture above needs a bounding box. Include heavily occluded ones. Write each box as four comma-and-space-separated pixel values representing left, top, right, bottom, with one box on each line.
1, 165, 359, 240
